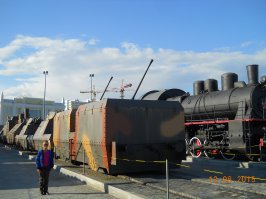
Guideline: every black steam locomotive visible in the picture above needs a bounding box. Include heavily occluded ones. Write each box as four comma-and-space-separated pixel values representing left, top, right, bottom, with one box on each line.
142, 65, 266, 161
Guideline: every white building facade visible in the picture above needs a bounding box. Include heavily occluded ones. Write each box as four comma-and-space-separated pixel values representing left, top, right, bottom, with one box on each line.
0, 92, 64, 125
63, 99, 87, 110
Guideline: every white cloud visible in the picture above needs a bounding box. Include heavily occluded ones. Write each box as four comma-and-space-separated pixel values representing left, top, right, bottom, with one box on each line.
0, 35, 266, 102
0, 45, 20, 61
213, 47, 232, 52
88, 38, 100, 45
241, 41, 253, 48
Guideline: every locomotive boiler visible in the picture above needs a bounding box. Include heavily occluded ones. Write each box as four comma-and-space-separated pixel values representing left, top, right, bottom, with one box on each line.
142, 65, 266, 161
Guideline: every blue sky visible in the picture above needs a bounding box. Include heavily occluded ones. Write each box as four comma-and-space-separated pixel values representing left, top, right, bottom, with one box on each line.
1, 0, 266, 50
0, 0, 266, 101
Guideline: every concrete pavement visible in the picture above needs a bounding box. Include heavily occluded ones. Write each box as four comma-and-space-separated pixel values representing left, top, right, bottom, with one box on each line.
0, 144, 116, 199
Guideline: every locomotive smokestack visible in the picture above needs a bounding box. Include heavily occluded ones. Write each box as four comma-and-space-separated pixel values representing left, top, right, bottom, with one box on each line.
193, 80, 204, 95
204, 79, 218, 92
246, 64, 259, 85
221, 73, 238, 91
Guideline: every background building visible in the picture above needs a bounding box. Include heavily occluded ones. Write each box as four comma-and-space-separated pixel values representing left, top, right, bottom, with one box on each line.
0, 92, 64, 125
63, 98, 87, 110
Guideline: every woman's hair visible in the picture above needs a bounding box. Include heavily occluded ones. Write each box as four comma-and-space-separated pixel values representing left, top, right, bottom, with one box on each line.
42, 140, 50, 149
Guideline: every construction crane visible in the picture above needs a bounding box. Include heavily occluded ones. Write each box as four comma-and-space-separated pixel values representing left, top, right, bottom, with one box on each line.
109, 80, 134, 99
80, 85, 103, 101
80, 76, 113, 101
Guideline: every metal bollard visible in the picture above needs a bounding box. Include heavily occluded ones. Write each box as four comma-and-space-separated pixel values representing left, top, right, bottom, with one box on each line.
259, 144, 262, 161
166, 159, 169, 199
54, 146, 56, 163
83, 147, 85, 174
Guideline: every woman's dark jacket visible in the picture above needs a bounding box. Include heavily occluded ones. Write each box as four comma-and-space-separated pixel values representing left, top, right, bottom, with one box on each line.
36, 149, 54, 170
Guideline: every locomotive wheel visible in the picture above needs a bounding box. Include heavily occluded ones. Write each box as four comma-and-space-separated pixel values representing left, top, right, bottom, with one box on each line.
203, 140, 216, 159
220, 146, 235, 160
189, 137, 202, 158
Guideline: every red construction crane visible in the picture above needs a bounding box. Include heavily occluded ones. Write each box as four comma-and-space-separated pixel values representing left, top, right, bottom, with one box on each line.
109, 80, 134, 99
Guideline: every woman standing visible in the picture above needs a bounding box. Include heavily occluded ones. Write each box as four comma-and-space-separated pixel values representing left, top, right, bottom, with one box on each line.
36, 140, 54, 195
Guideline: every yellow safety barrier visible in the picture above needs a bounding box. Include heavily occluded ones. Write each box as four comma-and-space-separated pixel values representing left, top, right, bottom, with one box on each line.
204, 169, 224, 175
254, 177, 266, 181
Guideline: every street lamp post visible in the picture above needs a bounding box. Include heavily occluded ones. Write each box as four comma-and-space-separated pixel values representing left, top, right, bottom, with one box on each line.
43, 71, 48, 119
89, 74, 94, 101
